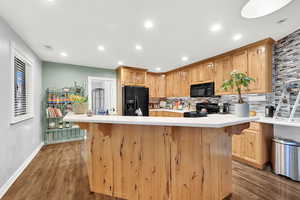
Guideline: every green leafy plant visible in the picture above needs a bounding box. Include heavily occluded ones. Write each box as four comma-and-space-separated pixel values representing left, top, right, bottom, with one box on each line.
221, 70, 255, 104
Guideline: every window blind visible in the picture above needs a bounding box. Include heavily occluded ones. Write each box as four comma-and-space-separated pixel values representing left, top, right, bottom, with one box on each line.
14, 56, 27, 117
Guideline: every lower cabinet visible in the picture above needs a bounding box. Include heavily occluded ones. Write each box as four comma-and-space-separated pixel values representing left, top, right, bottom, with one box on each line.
149, 111, 184, 117
232, 122, 273, 169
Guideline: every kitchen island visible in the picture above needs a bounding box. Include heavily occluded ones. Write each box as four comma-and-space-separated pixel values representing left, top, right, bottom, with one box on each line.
64, 114, 258, 200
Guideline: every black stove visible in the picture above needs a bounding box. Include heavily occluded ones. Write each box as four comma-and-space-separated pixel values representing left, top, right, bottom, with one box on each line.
184, 103, 219, 118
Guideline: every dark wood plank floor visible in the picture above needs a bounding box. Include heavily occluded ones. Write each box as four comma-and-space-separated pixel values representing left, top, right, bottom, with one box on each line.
1, 141, 300, 200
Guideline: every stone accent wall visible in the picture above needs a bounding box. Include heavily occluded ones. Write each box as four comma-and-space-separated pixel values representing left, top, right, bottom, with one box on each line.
273, 29, 300, 118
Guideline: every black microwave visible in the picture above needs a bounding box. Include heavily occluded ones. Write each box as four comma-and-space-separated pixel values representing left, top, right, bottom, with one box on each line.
190, 82, 215, 97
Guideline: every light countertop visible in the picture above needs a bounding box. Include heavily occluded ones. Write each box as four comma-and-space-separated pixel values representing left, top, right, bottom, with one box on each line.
64, 113, 258, 128
256, 117, 300, 128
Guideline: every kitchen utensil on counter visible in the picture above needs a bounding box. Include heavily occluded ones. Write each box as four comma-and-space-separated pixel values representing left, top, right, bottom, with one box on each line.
265, 105, 275, 117
218, 103, 230, 114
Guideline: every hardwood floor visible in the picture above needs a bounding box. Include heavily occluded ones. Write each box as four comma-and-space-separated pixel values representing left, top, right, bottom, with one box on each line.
1, 141, 300, 200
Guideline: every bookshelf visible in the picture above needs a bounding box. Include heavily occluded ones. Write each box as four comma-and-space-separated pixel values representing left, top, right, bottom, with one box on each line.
44, 87, 86, 145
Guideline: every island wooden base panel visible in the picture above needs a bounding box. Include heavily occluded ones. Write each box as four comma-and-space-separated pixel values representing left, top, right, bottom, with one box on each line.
80, 123, 232, 200
2, 141, 300, 200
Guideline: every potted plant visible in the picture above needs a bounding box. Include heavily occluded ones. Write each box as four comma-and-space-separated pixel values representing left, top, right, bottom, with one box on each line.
221, 70, 255, 117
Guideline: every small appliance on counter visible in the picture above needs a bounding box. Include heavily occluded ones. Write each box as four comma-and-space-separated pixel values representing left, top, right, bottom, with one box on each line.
218, 102, 230, 114
184, 102, 219, 117
265, 105, 275, 117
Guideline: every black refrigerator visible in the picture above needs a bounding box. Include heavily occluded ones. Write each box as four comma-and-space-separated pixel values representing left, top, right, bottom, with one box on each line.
122, 86, 149, 116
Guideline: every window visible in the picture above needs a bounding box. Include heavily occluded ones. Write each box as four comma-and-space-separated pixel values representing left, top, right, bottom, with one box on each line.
11, 43, 34, 124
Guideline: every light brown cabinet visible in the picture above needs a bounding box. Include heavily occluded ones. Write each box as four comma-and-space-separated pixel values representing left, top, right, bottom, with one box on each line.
166, 69, 190, 97
247, 44, 273, 93
232, 122, 273, 169
146, 73, 166, 98
214, 56, 233, 95
117, 66, 147, 86
232, 50, 248, 74
149, 111, 183, 117
190, 62, 214, 84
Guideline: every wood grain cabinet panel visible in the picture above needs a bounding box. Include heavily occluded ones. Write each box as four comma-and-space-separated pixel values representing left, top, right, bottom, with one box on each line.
232, 122, 273, 169
179, 69, 190, 97
214, 56, 233, 95
149, 111, 183, 117
200, 61, 215, 83
247, 44, 273, 93
190, 64, 202, 83
166, 70, 189, 97
232, 50, 248, 74
146, 73, 166, 98
117, 67, 147, 86
166, 72, 174, 97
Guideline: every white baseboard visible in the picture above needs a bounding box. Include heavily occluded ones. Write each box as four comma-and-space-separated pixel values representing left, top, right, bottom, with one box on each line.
0, 142, 44, 199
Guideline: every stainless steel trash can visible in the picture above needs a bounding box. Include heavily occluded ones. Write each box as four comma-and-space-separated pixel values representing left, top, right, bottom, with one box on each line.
272, 137, 300, 181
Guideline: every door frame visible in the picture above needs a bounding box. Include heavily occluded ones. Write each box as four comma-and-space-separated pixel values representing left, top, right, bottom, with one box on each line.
87, 76, 117, 111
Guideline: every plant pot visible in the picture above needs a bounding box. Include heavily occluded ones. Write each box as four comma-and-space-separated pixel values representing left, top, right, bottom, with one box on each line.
235, 103, 249, 117
73, 103, 88, 114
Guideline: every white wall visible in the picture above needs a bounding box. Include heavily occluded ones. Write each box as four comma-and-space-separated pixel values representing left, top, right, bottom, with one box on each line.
0, 16, 42, 196
274, 125, 300, 143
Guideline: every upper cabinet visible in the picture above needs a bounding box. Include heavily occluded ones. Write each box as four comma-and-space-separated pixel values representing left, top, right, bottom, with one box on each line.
116, 38, 274, 99
146, 73, 166, 98
213, 39, 274, 94
117, 67, 147, 86
214, 56, 233, 95
190, 62, 214, 84
166, 69, 190, 97
247, 44, 273, 93
200, 61, 215, 83
232, 50, 248, 74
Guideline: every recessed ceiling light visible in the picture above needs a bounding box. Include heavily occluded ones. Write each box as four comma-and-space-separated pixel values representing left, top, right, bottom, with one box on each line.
47, 0, 54, 2
60, 52, 68, 57
155, 67, 161, 71
182, 56, 189, 61
118, 61, 123, 65
144, 20, 154, 29
233, 34, 242, 41
135, 44, 143, 51
241, 0, 293, 19
98, 45, 105, 51
210, 23, 222, 32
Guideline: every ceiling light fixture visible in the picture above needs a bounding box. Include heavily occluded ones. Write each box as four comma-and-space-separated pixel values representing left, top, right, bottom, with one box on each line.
98, 45, 105, 51
144, 20, 154, 29
210, 23, 222, 32
155, 67, 161, 71
233, 34, 243, 41
60, 52, 68, 57
135, 44, 143, 51
241, 0, 293, 19
182, 56, 189, 62
118, 61, 124, 65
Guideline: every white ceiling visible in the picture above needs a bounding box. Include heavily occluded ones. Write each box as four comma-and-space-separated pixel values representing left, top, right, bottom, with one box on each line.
0, 0, 299, 72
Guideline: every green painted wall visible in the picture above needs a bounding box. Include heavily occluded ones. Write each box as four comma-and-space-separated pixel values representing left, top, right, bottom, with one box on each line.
42, 61, 116, 91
